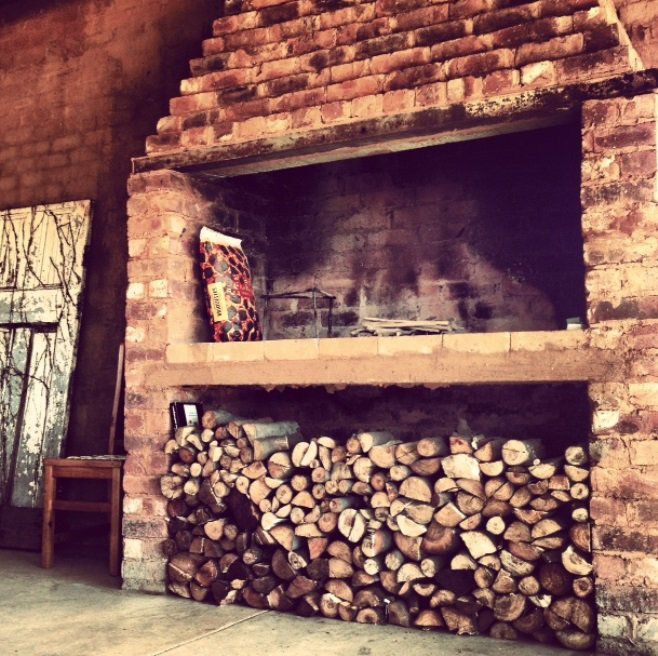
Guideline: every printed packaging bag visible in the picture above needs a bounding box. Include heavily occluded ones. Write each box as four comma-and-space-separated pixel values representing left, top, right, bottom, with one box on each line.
199, 227, 263, 342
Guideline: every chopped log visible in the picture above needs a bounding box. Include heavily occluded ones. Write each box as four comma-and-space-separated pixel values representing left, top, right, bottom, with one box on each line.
509, 486, 532, 508
369, 441, 402, 468
211, 579, 231, 604
420, 556, 445, 578
474, 438, 505, 463
429, 589, 457, 608
500, 550, 535, 577
394, 533, 423, 561
501, 439, 544, 466
287, 575, 317, 599
449, 434, 473, 455
410, 457, 442, 477
352, 571, 377, 589
318, 512, 338, 534
485, 516, 506, 535
442, 454, 480, 480
390, 465, 412, 482
474, 565, 496, 589
562, 546, 593, 576
513, 607, 545, 634
565, 445, 588, 466
508, 541, 542, 563
414, 609, 444, 629
573, 576, 594, 598
362, 529, 393, 558
564, 464, 589, 482
417, 436, 448, 458
570, 483, 590, 500
296, 592, 321, 617
572, 506, 589, 523
480, 460, 504, 477
319, 593, 340, 618
291, 491, 315, 509
270, 524, 299, 551
167, 552, 200, 583
493, 593, 527, 622
325, 579, 354, 602
529, 458, 561, 480
434, 502, 466, 528
388, 600, 411, 627
441, 607, 476, 635
492, 569, 517, 595
338, 509, 367, 543
307, 537, 328, 560
397, 514, 428, 537
481, 499, 512, 519
513, 508, 547, 525
356, 607, 385, 624
327, 540, 352, 563
422, 522, 458, 555
434, 477, 459, 494
531, 517, 566, 540
550, 597, 595, 633
539, 562, 572, 596
328, 557, 354, 579
529, 494, 559, 513
460, 531, 497, 559
397, 562, 425, 583
352, 457, 375, 483
357, 431, 395, 453
456, 492, 484, 516
394, 441, 420, 466
458, 513, 482, 531
399, 476, 432, 503
506, 467, 531, 486
450, 552, 477, 571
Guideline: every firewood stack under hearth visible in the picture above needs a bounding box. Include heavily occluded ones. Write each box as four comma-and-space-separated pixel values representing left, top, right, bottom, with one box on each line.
160, 412, 594, 651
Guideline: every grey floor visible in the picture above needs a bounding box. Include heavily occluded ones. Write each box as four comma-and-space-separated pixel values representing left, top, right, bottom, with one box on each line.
0, 549, 593, 656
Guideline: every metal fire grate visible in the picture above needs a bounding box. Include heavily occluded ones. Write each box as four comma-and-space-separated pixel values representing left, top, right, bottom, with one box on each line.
261, 287, 336, 338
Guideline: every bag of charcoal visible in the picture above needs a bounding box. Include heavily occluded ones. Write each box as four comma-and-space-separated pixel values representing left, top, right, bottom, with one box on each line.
199, 227, 263, 342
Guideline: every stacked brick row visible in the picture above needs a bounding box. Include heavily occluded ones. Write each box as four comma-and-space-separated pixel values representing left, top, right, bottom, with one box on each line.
145, 0, 632, 154
582, 92, 658, 655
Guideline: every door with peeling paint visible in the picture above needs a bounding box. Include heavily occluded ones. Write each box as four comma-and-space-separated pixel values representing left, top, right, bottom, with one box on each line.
0, 201, 91, 548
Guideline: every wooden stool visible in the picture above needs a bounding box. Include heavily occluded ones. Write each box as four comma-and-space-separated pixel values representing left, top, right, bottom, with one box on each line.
41, 345, 125, 576
41, 458, 124, 575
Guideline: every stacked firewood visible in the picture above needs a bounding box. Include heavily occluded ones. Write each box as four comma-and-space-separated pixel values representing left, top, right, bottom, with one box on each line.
160, 412, 594, 651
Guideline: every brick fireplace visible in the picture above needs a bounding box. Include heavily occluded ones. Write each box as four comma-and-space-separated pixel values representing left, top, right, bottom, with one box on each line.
123, 1, 658, 653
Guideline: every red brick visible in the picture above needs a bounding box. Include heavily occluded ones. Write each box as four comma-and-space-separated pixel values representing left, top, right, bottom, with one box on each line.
415, 81, 447, 107
393, 4, 450, 32
515, 33, 585, 66
473, 3, 541, 34
482, 68, 519, 95
382, 88, 416, 113
445, 48, 515, 78
415, 20, 470, 48
320, 101, 351, 122
370, 47, 430, 74
430, 34, 491, 62
326, 75, 382, 102
450, 0, 494, 20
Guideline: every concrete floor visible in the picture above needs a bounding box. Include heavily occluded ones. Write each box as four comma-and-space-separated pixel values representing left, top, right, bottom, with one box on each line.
0, 549, 593, 656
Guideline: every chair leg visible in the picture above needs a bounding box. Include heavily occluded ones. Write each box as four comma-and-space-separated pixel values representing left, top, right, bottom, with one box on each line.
41, 464, 55, 569
109, 467, 122, 576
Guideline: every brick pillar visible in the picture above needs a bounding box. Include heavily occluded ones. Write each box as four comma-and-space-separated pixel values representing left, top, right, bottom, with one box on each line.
122, 170, 215, 591
582, 92, 658, 655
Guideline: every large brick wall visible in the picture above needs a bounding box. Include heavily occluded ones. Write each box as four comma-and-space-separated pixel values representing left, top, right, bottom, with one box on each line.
0, 0, 218, 454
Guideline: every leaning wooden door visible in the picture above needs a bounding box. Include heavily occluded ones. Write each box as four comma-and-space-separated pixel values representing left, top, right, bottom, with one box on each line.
0, 201, 91, 548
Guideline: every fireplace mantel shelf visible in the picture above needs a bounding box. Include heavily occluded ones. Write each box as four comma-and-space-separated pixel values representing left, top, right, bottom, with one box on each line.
147, 330, 616, 389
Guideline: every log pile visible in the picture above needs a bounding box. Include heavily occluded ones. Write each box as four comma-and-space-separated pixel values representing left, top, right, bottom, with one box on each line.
160, 414, 594, 651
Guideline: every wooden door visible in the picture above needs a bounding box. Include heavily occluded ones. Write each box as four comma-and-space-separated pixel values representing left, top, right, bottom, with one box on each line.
0, 201, 91, 548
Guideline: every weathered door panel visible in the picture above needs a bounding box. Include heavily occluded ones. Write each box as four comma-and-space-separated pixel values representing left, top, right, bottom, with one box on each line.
0, 201, 91, 547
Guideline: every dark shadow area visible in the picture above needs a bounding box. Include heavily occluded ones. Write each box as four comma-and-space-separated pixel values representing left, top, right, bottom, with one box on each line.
200, 382, 591, 458
228, 123, 585, 337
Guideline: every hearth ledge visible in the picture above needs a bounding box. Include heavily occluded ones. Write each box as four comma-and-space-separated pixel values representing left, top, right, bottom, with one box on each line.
146, 330, 617, 388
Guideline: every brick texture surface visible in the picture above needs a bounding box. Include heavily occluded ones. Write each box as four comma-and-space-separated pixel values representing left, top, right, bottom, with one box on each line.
583, 92, 658, 655
136, 0, 658, 158
0, 0, 217, 460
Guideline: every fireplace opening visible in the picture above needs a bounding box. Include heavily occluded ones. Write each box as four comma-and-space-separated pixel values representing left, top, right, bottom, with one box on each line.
198, 122, 585, 342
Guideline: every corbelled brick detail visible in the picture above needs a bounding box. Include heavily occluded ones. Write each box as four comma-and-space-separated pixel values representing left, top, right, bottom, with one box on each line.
143, 0, 638, 156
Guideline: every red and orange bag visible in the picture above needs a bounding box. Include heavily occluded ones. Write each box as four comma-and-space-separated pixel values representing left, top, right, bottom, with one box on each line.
199, 227, 263, 342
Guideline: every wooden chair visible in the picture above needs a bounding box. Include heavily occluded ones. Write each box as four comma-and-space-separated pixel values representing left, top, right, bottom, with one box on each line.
41, 345, 125, 576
